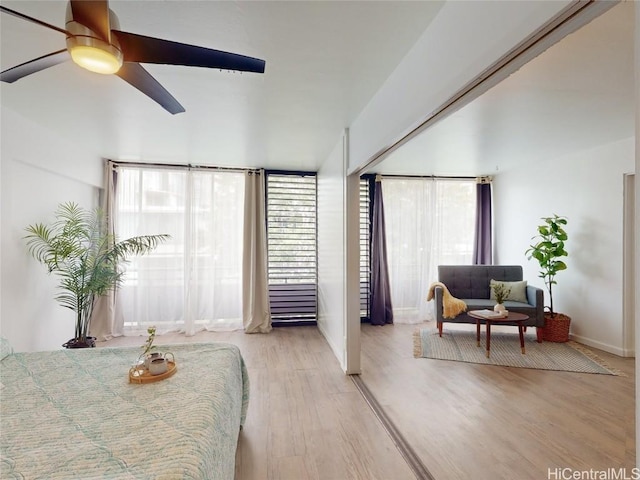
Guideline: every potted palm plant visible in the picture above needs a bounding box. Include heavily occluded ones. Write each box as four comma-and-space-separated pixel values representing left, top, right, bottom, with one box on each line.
25, 202, 169, 348
525, 214, 570, 342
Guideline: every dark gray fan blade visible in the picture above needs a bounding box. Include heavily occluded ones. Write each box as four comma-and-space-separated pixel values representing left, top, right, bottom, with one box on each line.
69, 0, 111, 41
112, 30, 266, 74
1, 50, 70, 83
0, 6, 71, 35
116, 62, 185, 114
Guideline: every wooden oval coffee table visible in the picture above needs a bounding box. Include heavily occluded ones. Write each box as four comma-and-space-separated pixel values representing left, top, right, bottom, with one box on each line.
468, 310, 530, 358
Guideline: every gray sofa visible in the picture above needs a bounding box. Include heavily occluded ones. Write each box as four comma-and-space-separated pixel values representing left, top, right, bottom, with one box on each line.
434, 265, 544, 342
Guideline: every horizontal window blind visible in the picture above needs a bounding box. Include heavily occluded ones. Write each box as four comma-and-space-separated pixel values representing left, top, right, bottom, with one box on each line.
266, 172, 317, 323
360, 177, 372, 320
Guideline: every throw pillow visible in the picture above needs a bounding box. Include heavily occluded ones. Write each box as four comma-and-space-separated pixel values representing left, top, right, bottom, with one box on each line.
490, 279, 528, 303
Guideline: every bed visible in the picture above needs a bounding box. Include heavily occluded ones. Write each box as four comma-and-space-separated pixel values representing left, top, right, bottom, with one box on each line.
0, 341, 249, 479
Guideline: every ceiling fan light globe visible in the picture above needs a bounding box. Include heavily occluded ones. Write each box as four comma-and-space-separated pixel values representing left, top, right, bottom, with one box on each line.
65, 16, 123, 75
70, 45, 122, 74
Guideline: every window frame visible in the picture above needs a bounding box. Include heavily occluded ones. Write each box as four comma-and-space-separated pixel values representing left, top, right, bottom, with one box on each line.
264, 170, 318, 325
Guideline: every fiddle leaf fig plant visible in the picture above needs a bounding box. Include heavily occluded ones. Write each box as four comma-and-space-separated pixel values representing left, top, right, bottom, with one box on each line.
525, 214, 568, 316
25, 202, 170, 347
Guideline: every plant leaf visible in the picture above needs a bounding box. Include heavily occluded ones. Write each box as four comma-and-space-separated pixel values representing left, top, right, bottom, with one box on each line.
24, 202, 170, 339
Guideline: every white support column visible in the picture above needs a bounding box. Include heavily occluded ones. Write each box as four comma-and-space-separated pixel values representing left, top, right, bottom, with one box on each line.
634, 0, 640, 465
343, 129, 361, 374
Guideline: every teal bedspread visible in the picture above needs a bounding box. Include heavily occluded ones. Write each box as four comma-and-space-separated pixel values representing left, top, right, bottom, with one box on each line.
0, 342, 249, 479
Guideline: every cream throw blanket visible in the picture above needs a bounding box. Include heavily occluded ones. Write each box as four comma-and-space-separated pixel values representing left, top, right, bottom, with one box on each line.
427, 282, 467, 319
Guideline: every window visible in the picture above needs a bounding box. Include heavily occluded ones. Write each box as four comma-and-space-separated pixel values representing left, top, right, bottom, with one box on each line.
265, 172, 317, 324
115, 166, 245, 334
382, 177, 476, 323
359, 176, 373, 320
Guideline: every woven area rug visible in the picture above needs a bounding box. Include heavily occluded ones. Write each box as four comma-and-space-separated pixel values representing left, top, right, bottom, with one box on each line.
413, 328, 621, 375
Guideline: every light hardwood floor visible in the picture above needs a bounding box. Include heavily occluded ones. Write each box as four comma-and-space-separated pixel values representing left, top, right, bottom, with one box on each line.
360, 321, 636, 480
101, 327, 416, 480
102, 323, 635, 480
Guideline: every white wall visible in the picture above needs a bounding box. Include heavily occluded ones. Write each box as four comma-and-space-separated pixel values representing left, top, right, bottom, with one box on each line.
347, 0, 572, 173
1, 106, 103, 352
317, 132, 347, 370
634, 0, 639, 465
493, 137, 635, 355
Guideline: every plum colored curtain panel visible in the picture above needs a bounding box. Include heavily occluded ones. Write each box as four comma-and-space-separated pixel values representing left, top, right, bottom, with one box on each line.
242, 170, 272, 334
91, 159, 124, 341
383, 178, 476, 323
472, 180, 493, 265
115, 166, 245, 335
370, 179, 394, 326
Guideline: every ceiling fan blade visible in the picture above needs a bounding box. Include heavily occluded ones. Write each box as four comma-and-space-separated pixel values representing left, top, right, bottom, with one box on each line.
112, 30, 266, 74
116, 62, 185, 115
1, 50, 71, 83
0, 6, 71, 36
69, 0, 111, 41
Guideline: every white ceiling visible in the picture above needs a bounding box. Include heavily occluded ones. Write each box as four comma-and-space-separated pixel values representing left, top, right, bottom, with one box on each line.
0, 0, 444, 171
374, 1, 636, 176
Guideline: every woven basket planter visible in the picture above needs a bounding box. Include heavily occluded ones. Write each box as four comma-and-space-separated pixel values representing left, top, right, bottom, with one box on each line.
542, 313, 571, 342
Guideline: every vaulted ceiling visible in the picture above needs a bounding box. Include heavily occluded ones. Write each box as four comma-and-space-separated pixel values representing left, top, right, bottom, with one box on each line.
0, 0, 444, 170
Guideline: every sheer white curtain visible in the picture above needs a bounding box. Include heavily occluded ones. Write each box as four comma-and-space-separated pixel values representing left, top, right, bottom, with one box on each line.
382, 178, 476, 323
115, 166, 245, 335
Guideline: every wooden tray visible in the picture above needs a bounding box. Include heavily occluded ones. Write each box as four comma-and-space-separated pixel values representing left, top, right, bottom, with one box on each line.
129, 361, 177, 384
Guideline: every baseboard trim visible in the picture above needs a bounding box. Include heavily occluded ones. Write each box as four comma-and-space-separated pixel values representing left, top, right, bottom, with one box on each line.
569, 334, 627, 357
316, 319, 346, 370
351, 375, 435, 480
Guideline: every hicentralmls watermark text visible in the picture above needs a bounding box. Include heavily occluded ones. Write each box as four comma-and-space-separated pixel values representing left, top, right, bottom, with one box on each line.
548, 468, 640, 480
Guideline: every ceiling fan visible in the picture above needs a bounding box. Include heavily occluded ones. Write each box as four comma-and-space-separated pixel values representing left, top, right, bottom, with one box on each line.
0, 1, 266, 114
